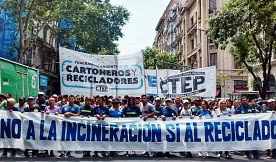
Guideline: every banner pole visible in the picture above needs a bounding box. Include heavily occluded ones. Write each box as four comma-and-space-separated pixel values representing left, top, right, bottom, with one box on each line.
142, 50, 147, 96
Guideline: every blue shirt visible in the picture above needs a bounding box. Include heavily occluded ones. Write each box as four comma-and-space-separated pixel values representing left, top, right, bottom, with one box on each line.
61, 104, 80, 114
4, 107, 18, 111
196, 109, 211, 116
160, 107, 177, 117
94, 106, 109, 116
35, 99, 48, 111
234, 104, 252, 114
122, 106, 141, 117
154, 105, 163, 117
80, 105, 94, 116
109, 108, 122, 118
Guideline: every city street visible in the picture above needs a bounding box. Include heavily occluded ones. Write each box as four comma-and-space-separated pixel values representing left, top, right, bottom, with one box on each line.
0, 150, 275, 161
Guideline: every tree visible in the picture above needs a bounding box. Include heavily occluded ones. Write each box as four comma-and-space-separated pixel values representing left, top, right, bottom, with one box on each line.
217, 74, 230, 98
58, 0, 130, 55
208, 0, 276, 99
0, 0, 130, 63
0, 0, 64, 63
143, 47, 179, 70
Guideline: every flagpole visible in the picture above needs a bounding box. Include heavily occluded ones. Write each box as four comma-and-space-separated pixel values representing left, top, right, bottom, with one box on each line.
154, 59, 158, 96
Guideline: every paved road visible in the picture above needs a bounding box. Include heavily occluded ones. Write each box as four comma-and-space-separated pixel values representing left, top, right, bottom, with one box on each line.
0, 150, 275, 161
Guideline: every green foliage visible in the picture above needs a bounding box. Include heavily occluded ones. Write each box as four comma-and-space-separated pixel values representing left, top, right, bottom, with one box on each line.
58, 0, 130, 54
143, 47, 179, 70
0, 0, 130, 62
208, 0, 276, 99
216, 74, 230, 87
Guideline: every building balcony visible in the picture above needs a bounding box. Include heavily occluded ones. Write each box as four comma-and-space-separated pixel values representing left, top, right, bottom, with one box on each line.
175, 33, 183, 43
187, 23, 197, 35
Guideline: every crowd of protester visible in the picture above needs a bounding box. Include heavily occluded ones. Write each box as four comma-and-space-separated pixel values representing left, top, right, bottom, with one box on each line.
0, 92, 276, 159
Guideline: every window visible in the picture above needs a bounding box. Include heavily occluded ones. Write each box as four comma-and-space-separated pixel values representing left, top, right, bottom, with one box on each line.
190, 17, 194, 26
191, 39, 194, 50
210, 53, 217, 66
209, 0, 216, 14
234, 80, 248, 89
234, 56, 241, 69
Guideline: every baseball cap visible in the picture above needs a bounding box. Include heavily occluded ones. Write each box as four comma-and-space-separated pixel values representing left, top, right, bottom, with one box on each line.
19, 97, 25, 101
112, 98, 121, 104
166, 98, 172, 102
183, 100, 189, 103
268, 99, 275, 103
155, 97, 161, 101
52, 94, 58, 97
38, 92, 45, 95
28, 96, 35, 100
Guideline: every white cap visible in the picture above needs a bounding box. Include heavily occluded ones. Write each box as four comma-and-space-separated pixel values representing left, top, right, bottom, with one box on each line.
38, 92, 45, 95
53, 94, 58, 97
183, 100, 189, 103
155, 97, 161, 101
166, 98, 172, 102
268, 99, 275, 103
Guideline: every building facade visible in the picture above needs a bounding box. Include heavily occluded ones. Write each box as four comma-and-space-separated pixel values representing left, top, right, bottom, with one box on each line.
154, 0, 248, 98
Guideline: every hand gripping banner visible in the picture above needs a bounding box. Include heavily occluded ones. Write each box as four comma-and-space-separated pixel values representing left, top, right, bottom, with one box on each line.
1, 111, 276, 151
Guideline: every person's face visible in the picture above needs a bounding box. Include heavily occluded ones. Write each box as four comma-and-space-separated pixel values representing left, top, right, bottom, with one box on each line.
234, 101, 240, 107
85, 100, 92, 106
68, 97, 75, 104
142, 96, 147, 104
220, 101, 226, 109
165, 101, 172, 108
53, 96, 58, 102
19, 99, 25, 105
28, 99, 34, 106
77, 97, 81, 101
97, 99, 103, 106
7, 101, 13, 108
38, 95, 44, 100
49, 99, 55, 106
6, 94, 11, 99
135, 98, 140, 104
175, 97, 181, 104
242, 99, 248, 105
184, 102, 189, 108
113, 103, 120, 109
108, 101, 113, 107
155, 100, 161, 106
201, 102, 207, 109
129, 99, 134, 106
61, 99, 67, 105
252, 100, 256, 106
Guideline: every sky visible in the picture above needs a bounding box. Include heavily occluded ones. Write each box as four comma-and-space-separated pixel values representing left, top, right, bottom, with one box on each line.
110, 0, 170, 55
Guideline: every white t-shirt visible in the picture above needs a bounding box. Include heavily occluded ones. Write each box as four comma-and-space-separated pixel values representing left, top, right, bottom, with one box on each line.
140, 103, 155, 117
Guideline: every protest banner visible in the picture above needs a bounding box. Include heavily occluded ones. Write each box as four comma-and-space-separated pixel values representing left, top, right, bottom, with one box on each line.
145, 69, 180, 96
160, 66, 216, 98
1, 111, 276, 151
59, 47, 145, 97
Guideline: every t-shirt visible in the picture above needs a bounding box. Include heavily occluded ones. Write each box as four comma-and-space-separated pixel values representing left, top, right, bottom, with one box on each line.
180, 108, 192, 116
171, 104, 183, 115
234, 104, 252, 114
4, 106, 18, 111
15, 103, 28, 112
122, 106, 141, 117
94, 106, 109, 116
191, 105, 202, 115
45, 106, 60, 113
0, 100, 7, 110
160, 107, 177, 117
80, 105, 94, 116
214, 108, 231, 116
154, 105, 163, 117
140, 103, 155, 117
35, 99, 48, 111
61, 104, 80, 114
196, 109, 211, 116
24, 105, 41, 112
109, 108, 122, 118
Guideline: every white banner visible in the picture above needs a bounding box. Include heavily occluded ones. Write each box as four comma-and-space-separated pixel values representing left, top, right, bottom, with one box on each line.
145, 69, 180, 96
59, 47, 145, 97
160, 66, 217, 98
1, 111, 276, 151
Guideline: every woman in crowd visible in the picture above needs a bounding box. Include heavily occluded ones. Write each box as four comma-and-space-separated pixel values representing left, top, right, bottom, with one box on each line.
197, 100, 211, 157
215, 100, 231, 158
232, 100, 240, 114
2, 98, 18, 157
